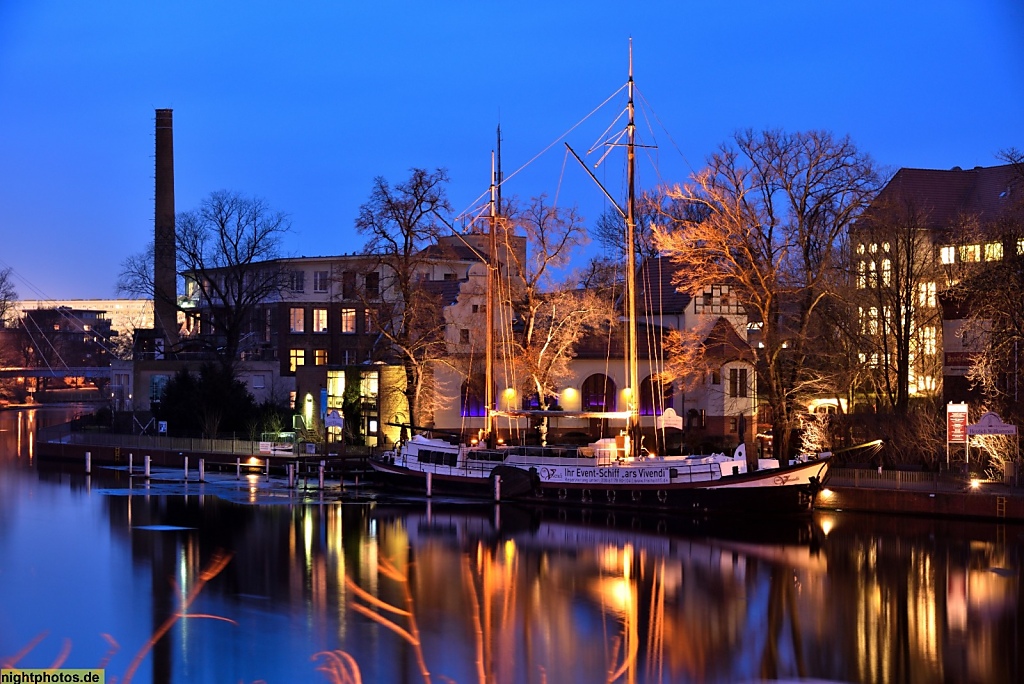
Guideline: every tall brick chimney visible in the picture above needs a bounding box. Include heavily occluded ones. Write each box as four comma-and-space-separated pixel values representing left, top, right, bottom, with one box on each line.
154, 108, 178, 349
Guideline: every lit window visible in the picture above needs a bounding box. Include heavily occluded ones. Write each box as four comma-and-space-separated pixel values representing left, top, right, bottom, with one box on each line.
857, 243, 865, 255
289, 307, 305, 333
882, 241, 890, 252
313, 270, 330, 292
984, 242, 1003, 261
1018, 239, 1024, 256
289, 349, 305, 372
315, 349, 328, 365
313, 308, 328, 332
881, 258, 892, 287
922, 327, 937, 355
918, 282, 937, 308
857, 261, 866, 289
940, 246, 955, 265
341, 308, 356, 334
959, 244, 981, 263
870, 243, 878, 253
868, 261, 877, 287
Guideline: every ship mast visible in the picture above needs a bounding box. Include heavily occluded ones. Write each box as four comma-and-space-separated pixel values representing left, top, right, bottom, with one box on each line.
485, 128, 501, 449
625, 41, 640, 458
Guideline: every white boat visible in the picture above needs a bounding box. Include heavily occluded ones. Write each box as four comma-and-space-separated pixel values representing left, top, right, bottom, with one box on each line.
371, 432, 830, 515
369, 47, 831, 516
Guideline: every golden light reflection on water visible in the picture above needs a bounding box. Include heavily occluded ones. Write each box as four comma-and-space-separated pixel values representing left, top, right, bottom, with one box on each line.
5, 436, 1021, 684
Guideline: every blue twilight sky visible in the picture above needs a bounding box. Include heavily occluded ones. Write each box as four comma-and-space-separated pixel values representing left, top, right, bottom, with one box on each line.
0, 1, 1021, 299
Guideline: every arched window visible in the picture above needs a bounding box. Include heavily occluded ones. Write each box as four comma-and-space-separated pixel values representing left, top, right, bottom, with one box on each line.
460, 375, 487, 418
580, 374, 616, 412
639, 375, 673, 416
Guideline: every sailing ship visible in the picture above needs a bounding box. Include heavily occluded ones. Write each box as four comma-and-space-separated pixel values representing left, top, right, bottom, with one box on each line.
369, 46, 831, 516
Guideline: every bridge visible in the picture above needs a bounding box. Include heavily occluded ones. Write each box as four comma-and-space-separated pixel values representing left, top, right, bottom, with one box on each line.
0, 366, 113, 379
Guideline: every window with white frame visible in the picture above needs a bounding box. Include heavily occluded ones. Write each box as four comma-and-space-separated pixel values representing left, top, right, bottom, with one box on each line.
960, 244, 981, 263
290, 270, 305, 292
313, 308, 328, 332
314, 270, 330, 292
922, 326, 937, 355
918, 282, 937, 308
341, 308, 356, 334
940, 246, 955, 265
289, 307, 305, 333
365, 272, 380, 298
728, 367, 748, 398
985, 242, 1003, 261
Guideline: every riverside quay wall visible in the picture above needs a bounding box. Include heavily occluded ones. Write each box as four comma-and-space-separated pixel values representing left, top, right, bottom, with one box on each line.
818, 480, 1024, 522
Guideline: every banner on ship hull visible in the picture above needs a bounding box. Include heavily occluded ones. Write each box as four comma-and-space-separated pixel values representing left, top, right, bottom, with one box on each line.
537, 464, 671, 485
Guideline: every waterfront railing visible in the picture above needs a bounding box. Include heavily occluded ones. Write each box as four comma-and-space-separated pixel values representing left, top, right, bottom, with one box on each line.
828, 467, 984, 491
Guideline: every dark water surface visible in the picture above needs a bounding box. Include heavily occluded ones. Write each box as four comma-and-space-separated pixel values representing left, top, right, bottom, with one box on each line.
1, 407, 1022, 683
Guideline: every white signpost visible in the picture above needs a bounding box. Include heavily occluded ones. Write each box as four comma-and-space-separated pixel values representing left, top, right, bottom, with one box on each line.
946, 402, 968, 471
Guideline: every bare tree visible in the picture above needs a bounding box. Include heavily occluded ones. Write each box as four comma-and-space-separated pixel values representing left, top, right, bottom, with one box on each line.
957, 189, 1024, 426
355, 168, 453, 430
499, 196, 616, 441
654, 129, 881, 463
0, 267, 17, 326
118, 190, 290, 371
592, 190, 712, 269
849, 193, 945, 415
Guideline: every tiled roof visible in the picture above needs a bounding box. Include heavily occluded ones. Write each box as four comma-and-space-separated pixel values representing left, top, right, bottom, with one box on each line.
573, 321, 674, 359
636, 256, 692, 314
417, 243, 485, 262
420, 279, 464, 306
871, 164, 1023, 230
702, 317, 754, 363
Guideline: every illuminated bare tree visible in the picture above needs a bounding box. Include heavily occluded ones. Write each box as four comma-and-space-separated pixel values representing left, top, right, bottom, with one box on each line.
355, 168, 453, 430
955, 156, 1024, 426
654, 130, 880, 462
501, 196, 616, 435
848, 193, 946, 415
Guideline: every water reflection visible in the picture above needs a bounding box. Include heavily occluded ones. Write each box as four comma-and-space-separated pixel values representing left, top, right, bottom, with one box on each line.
1, 408, 1022, 682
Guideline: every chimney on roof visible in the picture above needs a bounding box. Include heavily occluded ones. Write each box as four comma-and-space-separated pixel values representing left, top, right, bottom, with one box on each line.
154, 109, 178, 348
